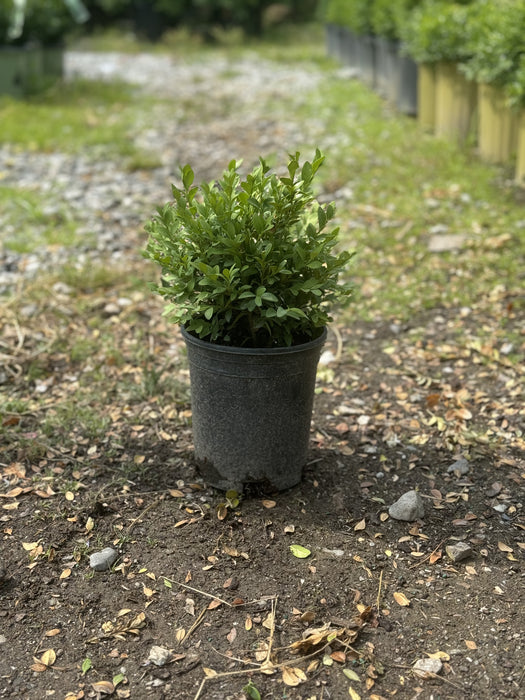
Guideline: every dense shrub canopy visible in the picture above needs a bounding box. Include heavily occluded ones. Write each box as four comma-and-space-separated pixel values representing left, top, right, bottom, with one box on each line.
399, 0, 474, 64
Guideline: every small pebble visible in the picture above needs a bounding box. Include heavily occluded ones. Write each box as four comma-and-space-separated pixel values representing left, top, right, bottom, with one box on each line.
148, 645, 171, 667
388, 490, 425, 521
89, 547, 118, 571
446, 542, 473, 562
413, 657, 442, 675
447, 458, 470, 476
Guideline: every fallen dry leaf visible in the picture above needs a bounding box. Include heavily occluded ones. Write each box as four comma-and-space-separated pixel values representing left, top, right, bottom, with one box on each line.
426, 650, 450, 661
282, 666, 306, 686
40, 649, 56, 667
429, 550, 442, 564
393, 592, 410, 607
91, 680, 115, 695
497, 541, 513, 553
354, 518, 366, 531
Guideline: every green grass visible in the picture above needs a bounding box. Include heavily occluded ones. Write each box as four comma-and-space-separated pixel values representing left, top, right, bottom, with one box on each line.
0, 79, 162, 163
0, 186, 81, 253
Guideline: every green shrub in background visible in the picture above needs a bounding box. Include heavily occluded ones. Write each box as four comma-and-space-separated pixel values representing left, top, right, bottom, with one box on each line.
83, 0, 320, 38
325, 1, 423, 40
507, 54, 525, 108
324, 0, 345, 25
324, 0, 372, 35
370, 0, 398, 39
1, 0, 88, 45
0, 1, 10, 41
461, 0, 525, 101
399, 0, 475, 64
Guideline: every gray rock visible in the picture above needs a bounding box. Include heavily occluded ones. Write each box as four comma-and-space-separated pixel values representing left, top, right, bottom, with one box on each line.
446, 541, 473, 562
148, 645, 172, 666
448, 458, 470, 476
413, 657, 442, 676
89, 547, 118, 571
388, 490, 425, 521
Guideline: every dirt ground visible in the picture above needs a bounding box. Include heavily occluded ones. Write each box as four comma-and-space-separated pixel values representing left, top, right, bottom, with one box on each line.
1, 307, 524, 700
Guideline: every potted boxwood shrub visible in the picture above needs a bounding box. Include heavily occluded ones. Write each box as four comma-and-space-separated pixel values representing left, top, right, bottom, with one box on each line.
461, 0, 523, 164
143, 150, 354, 492
371, 0, 399, 99
346, 0, 376, 88
371, 0, 420, 112
324, 0, 350, 65
400, 0, 477, 140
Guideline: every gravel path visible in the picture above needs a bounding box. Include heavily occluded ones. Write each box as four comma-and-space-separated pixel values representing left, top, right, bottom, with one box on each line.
0, 50, 329, 293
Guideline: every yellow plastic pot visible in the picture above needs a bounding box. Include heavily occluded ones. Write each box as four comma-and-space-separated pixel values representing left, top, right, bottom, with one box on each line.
434, 62, 477, 143
478, 84, 519, 164
515, 109, 525, 185
417, 63, 436, 132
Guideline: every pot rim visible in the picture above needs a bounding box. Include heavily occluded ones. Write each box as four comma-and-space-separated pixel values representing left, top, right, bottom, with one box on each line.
180, 325, 327, 356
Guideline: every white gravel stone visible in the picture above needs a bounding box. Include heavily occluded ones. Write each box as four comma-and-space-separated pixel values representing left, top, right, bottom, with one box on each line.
413, 657, 443, 675
148, 645, 172, 666
89, 547, 118, 571
388, 490, 425, 521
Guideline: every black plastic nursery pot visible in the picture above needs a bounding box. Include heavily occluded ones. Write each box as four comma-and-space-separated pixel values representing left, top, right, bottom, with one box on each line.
181, 326, 327, 492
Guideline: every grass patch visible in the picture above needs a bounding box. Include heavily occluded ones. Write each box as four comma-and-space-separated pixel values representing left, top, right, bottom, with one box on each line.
0, 79, 161, 164
0, 186, 81, 254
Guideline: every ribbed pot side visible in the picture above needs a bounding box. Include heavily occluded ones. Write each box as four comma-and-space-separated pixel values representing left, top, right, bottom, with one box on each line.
181, 327, 327, 492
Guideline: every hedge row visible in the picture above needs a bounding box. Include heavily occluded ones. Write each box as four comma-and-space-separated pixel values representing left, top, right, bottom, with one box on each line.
325, 0, 525, 107
0, 0, 321, 45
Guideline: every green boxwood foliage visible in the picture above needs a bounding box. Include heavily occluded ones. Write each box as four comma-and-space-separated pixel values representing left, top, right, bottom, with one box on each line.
507, 55, 525, 108
461, 0, 525, 98
325, 0, 372, 35
143, 151, 354, 348
400, 0, 475, 64
369, 0, 424, 41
